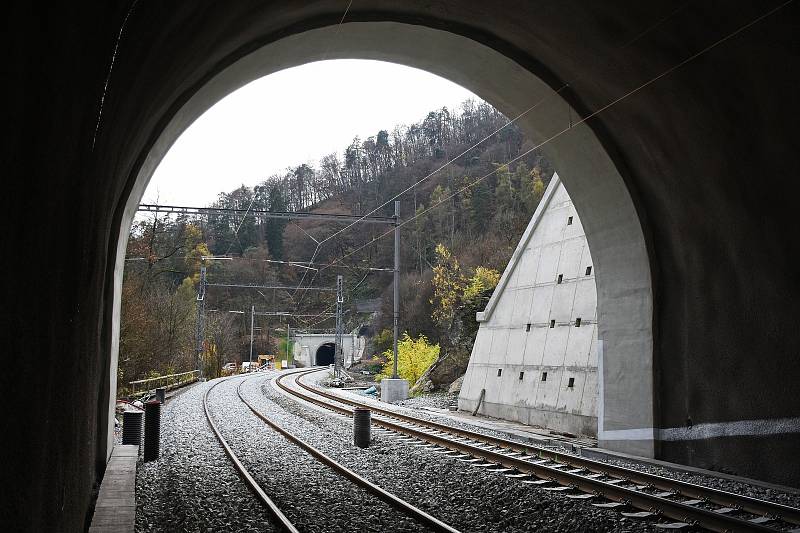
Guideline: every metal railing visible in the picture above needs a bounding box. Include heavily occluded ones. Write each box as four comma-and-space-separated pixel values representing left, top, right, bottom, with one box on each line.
128, 370, 200, 396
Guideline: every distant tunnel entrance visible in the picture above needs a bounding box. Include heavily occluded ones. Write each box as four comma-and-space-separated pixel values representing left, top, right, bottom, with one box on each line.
316, 343, 335, 366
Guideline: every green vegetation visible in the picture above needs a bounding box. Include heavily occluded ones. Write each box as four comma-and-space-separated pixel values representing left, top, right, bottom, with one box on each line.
378, 333, 440, 386
119, 98, 553, 390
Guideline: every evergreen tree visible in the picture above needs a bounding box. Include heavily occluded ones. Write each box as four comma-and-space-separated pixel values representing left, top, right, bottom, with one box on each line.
494, 164, 515, 213
265, 184, 288, 260
470, 179, 491, 235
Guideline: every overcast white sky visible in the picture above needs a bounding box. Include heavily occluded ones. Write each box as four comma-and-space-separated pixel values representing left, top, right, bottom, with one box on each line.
143, 60, 479, 207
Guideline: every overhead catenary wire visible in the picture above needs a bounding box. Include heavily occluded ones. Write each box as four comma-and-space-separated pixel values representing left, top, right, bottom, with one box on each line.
305, 0, 703, 254
313, 89, 568, 249
290, 0, 702, 288
312, 0, 794, 274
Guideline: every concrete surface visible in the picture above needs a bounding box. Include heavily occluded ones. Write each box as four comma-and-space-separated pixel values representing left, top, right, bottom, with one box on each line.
460, 175, 598, 436
292, 333, 361, 367
381, 378, 410, 403
88, 445, 138, 533
4, 2, 800, 529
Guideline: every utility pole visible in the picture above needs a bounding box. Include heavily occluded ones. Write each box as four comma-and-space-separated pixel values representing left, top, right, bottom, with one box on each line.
392, 201, 400, 379
249, 305, 255, 371
380, 201, 408, 402
195, 264, 207, 380
334, 275, 344, 379
286, 322, 290, 366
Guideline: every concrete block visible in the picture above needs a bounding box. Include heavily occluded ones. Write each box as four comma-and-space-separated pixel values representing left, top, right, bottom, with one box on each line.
573, 279, 597, 320
535, 243, 561, 284
472, 328, 492, 364
557, 238, 585, 278
581, 370, 598, 415
564, 325, 594, 367
489, 328, 509, 361
542, 326, 569, 366
556, 370, 585, 412
523, 327, 548, 366
506, 329, 527, 365
516, 246, 541, 286
511, 287, 533, 324
550, 282, 577, 321
529, 285, 554, 323
380, 378, 408, 402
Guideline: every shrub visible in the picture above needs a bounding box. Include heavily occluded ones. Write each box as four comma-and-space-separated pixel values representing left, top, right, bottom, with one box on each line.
379, 333, 440, 385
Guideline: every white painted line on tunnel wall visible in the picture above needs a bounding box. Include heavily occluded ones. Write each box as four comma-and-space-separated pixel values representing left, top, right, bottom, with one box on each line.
600, 417, 800, 442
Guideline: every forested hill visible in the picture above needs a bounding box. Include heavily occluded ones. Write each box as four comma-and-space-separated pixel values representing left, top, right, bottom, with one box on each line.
122, 98, 554, 383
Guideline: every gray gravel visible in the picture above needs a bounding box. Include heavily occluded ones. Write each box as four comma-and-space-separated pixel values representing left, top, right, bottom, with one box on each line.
136, 371, 798, 532
206, 375, 429, 533
395, 392, 458, 410
333, 377, 800, 511
135, 379, 278, 532
252, 373, 659, 532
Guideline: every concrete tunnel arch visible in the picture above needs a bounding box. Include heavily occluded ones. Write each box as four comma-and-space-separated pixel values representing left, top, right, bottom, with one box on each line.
315, 343, 336, 366
111, 21, 653, 460
9, 4, 800, 529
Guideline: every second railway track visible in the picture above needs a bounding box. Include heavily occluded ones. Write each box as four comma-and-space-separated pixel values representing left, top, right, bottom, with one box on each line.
275, 368, 800, 533
203, 374, 462, 533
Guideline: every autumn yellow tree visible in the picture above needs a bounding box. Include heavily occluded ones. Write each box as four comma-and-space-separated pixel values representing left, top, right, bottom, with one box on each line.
379, 333, 440, 385
430, 244, 466, 327
463, 266, 501, 302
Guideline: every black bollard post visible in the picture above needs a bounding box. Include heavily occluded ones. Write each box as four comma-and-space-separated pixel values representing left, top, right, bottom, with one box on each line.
121, 410, 143, 446
353, 407, 371, 448
143, 400, 161, 461
155, 387, 166, 404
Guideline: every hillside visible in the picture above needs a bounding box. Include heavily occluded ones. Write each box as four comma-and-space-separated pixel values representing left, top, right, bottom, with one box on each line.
121, 98, 554, 385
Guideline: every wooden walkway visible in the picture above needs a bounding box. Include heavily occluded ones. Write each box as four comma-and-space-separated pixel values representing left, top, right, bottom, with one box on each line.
88, 444, 138, 532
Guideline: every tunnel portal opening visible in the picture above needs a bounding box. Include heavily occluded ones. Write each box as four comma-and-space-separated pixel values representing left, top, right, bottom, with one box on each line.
316, 343, 335, 366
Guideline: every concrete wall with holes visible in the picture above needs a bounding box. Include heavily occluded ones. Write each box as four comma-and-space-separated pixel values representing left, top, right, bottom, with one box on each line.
459, 174, 598, 436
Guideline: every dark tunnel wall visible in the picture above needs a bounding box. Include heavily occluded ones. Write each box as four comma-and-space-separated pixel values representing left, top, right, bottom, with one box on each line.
2, 1, 799, 530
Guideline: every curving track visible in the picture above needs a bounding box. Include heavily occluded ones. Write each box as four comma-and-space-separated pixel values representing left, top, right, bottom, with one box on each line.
203, 374, 462, 533
276, 368, 800, 533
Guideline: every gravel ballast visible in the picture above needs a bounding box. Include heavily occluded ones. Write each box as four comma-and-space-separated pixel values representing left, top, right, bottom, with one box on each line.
136, 370, 799, 531
135, 379, 278, 532
247, 373, 659, 532
329, 374, 800, 510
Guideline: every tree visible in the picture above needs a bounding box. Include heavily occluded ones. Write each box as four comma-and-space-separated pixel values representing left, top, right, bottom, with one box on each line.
265, 184, 288, 260
429, 185, 452, 245
470, 179, 491, 234
520, 164, 545, 213
463, 266, 501, 303
494, 164, 515, 213
430, 243, 466, 328
379, 333, 440, 385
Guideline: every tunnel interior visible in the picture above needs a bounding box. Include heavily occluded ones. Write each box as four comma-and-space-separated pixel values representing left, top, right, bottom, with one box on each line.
316, 343, 335, 366
7, 2, 800, 530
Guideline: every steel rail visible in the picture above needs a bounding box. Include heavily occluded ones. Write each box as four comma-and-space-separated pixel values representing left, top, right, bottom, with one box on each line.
289, 369, 800, 528
235, 378, 462, 533
203, 378, 300, 533
276, 369, 793, 532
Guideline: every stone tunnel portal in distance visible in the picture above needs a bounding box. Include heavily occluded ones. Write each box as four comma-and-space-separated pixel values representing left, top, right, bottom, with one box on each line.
316, 343, 336, 366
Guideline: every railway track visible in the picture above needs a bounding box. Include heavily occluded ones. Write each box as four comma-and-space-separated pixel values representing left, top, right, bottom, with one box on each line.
276, 368, 800, 533
203, 375, 462, 533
